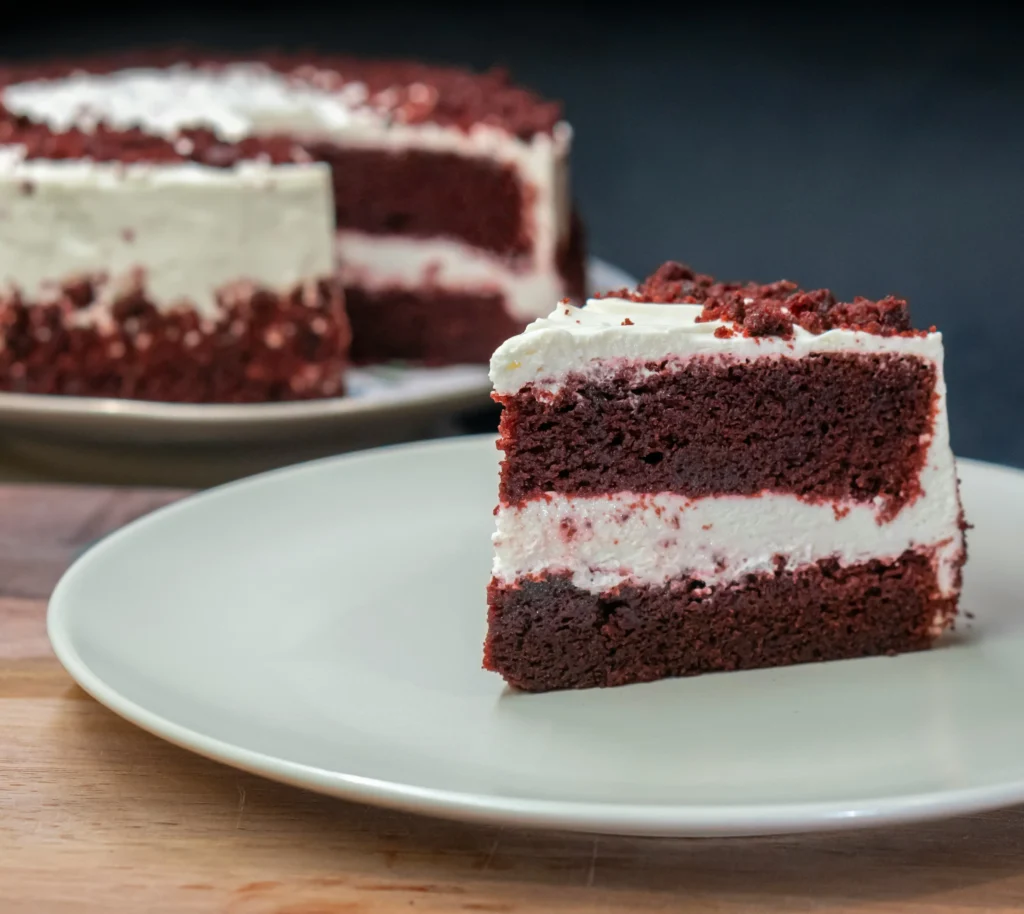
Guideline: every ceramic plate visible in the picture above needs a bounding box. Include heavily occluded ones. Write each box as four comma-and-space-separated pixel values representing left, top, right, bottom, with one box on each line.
48, 436, 1024, 837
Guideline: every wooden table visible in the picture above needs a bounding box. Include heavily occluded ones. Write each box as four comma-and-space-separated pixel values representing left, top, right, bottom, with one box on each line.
4, 484, 1024, 913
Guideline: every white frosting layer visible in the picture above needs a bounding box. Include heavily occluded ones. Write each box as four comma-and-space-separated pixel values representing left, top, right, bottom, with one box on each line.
493, 489, 963, 597
491, 298, 946, 395
3, 65, 368, 140
0, 149, 335, 316
336, 231, 566, 321
2, 65, 572, 284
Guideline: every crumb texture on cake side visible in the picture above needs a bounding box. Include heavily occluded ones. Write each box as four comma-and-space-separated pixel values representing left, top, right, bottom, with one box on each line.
484, 262, 967, 692
0, 277, 349, 402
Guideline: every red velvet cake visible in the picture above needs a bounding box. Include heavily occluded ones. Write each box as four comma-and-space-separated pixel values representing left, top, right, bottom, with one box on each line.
0, 51, 583, 402
485, 262, 967, 692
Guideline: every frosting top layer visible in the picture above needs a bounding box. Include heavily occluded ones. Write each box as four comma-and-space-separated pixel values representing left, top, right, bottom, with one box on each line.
490, 296, 943, 395
492, 489, 964, 598
4, 65, 379, 142
0, 52, 563, 140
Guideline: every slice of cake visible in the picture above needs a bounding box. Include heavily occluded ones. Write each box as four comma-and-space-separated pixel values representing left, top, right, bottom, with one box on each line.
485, 262, 967, 692
0, 51, 583, 399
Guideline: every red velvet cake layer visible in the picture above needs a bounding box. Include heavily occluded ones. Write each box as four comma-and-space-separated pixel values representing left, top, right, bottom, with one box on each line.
345, 286, 520, 365
497, 353, 936, 514
0, 279, 349, 402
346, 212, 587, 365
485, 552, 953, 692
310, 144, 528, 255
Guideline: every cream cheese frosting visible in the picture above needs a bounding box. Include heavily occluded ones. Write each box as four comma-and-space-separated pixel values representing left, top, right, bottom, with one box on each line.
0, 148, 335, 316
3, 64, 366, 140
492, 490, 963, 597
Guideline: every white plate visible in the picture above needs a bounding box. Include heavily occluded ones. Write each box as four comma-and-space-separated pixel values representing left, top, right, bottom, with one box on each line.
0, 258, 633, 485
48, 436, 1024, 837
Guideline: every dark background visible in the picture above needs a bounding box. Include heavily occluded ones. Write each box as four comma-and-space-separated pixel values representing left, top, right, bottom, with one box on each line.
3, 5, 1022, 466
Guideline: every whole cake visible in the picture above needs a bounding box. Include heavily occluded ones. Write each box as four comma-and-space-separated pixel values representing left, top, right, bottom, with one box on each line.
485, 262, 967, 692
0, 51, 583, 401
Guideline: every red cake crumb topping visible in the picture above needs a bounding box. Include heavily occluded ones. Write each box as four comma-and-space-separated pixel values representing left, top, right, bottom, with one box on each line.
0, 48, 562, 145
601, 261, 919, 338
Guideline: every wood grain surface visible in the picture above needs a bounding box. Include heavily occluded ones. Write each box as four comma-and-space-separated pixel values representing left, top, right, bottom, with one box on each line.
3, 484, 1024, 913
